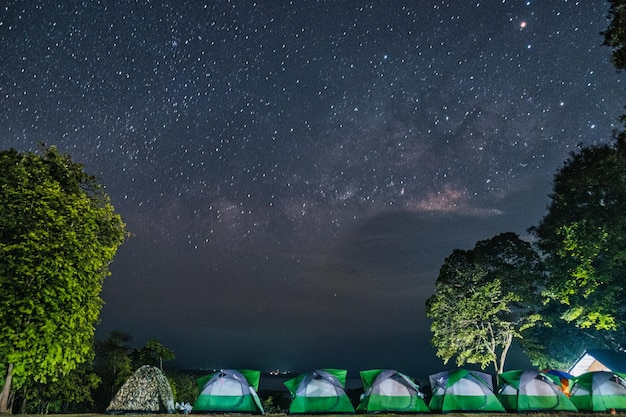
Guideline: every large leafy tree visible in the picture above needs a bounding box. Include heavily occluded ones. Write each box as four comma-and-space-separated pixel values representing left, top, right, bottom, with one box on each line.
531, 137, 626, 347
0, 146, 127, 413
426, 233, 544, 374
520, 0, 626, 368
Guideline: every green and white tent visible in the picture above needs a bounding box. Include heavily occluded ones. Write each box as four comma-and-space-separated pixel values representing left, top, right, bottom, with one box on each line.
497, 370, 578, 412
193, 369, 264, 414
428, 369, 505, 413
284, 369, 355, 414
570, 371, 626, 412
356, 369, 429, 413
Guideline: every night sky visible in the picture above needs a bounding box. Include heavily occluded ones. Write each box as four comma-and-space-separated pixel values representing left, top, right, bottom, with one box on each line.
1, 1, 624, 379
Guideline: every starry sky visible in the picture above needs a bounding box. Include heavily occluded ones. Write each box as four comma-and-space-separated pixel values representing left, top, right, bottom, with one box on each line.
1, 1, 624, 379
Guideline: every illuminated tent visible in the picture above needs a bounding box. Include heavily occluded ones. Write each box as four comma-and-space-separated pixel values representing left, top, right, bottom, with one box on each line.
356, 369, 429, 413
284, 369, 355, 414
497, 369, 578, 412
106, 365, 175, 414
569, 371, 626, 412
428, 368, 505, 413
193, 369, 264, 414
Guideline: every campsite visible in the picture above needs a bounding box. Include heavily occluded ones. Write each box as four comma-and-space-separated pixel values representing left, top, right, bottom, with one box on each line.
10, 412, 626, 417
73, 364, 626, 416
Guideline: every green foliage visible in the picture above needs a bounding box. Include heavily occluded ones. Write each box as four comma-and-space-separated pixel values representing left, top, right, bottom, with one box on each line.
523, 301, 614, 370
92, 331, 134, 411
520, 3, 626, 369
532, 138, 626, 337
426, 233, 544, 374
261, 395, 283, 413
135, 339, 175, 370
17, 356, 100, 414
0, 146, 127, 411
167, 372, 199, 405
91, 331, 178, 411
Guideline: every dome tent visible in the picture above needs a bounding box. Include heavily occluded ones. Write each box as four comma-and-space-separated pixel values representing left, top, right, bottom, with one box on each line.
497, 369, 578, 412
570, 371, 626, 412
106, 365, 175, 414
193, 369, 264, 414
356, 369, 429, 413
428, 368, 505, 413
284, 369, 355, 414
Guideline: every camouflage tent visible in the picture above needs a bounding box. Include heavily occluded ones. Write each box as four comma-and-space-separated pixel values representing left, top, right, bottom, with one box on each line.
107, 365, 175, 414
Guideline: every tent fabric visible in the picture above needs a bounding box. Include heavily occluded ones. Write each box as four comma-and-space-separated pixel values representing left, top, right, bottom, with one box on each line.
193, 369, 264, 414
428, 369, 505, 413
106, 365, 175, 414
570, 371, 626, 411
497, 370, 578, 412
356, 369, 429, 413
284, 369, 355, 414
569, 349, 626, 376
544, 369, 574, 396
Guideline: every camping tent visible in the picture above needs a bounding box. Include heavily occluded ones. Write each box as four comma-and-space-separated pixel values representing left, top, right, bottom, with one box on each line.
428, 369, 505, 413
106, 365, 175, 414
569, 349, 626, 376
497, 370, 578, 412
569, 371, 626, 411
544, 369, 574, 396
193, 369, 264, 414
356, 369, 429, 413
284, 369, 355, 414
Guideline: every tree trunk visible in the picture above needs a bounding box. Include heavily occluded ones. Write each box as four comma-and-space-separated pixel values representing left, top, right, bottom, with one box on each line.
0, 363, 14, 413
497, 333, 514, 375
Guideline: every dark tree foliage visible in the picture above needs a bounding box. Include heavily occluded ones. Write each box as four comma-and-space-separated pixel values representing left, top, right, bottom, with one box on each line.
92, 331, 134, 411
92, 331, 178, 411
531, 135, 626, 349
14, 358, 100, 414
603, 0, 626, 125
167, 372, 199, 405
602, 0, 626, 70
523, 301, 614, 370
134, 339, 175, 370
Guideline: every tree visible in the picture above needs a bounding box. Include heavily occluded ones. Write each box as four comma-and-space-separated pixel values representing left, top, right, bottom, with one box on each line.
134, 339, 175, 370
531, 137, 626, 346
426, 233, 544, 374
522, 301, 612, 370
167, 372, 198, 405
603, 0, 626, 125
16, 357, 100, 414
93, 331, 134, 411
602, 0, 626, 71
0, 146, 127, 413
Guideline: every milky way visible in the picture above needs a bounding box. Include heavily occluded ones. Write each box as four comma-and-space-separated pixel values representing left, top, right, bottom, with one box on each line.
1, 1, 623, 377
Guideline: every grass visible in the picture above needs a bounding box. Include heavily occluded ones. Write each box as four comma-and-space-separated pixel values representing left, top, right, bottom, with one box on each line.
10, 414, 626, 417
